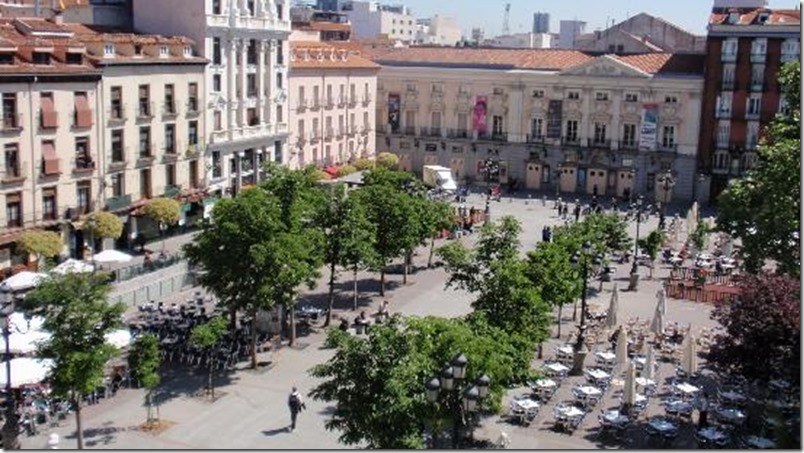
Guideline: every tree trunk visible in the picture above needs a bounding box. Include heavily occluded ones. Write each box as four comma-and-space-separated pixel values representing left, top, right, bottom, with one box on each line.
146, 390, 153, 423
403, 251, 410, 285
74, 397, 83, 449
352, 266, 359, 311
288, 303, 297, 347
229, 306, 237, 332
325, 261, 336, 327
208, 356, 214, 400
250, 309, 258, 369
379, 267, 386, 296
428, 236, 436, 268
556, 304, 563, 339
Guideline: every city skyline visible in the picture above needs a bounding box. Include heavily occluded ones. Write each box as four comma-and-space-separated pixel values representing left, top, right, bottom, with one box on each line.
389, 0, 798, 37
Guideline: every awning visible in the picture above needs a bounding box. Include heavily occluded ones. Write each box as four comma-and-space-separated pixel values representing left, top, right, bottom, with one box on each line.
40, 96, 57, 129
42, 142, 60, 175
74, 93, 92, 128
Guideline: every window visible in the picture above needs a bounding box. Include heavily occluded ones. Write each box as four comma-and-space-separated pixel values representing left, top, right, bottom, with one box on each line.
593, 123, 607, 144
213, 74, 222, 93
247, 108, 258, 126
212, 37, 222, 65
110, 86, 123, 119
111, 129, 124, 162
66, 52, 82, 65
140, 168, 152, 199
139, 127, 151, 157
40, 92, 57, 129
41, 140, 58, 176
717, 93, 732, 117
457, 113, 468, 131
189, 160, 199, 189
75, 137, 92, 169
212, 0, 221, 14
276, 72, 283, 90
595, 92, 609, 101
212, 151, 222, 178
716, 122, 730, 147
2, 93, 17, 129
0, 53, 13, 65
623, 93, 638, 102
138, 85, 151, 117
746, 122, 760, 149
780, 98, 791, 117
188, 83, 199, 112
6, 192, 21, 227
781, 39, 800, 62
493, 87, 504, 96
567, 91, 580, 100
247, 74, 257, 97
298, 86, 305, 105
714, 151, 729, 170
276, 41, 284, 65
722, 38, 737, 57
326, 85, 333, 104
166, 163, 176, 187
274, 140, 282, 164
247, 39, 257, 65
747, 96, 761, 117
751, 65, 764, 87
405, 83, 416, 93
661, 125, 675, 148
404, 111, 415, 129
73, 92, 92, 128
722, 64, 735, 88
104, 44, 115, 56
164, 84, 175, 114
275, 106, 283, 123
76, 182, 91, 215
4, 144, 19, 177
188, 120, 198, 146
32, 52, 50, 65
42, 188, 56, 221
492, 115, 503, 135
530, 118, 543, 139
165, 124, 176, 153
532, 90, 544, 98
350, 84, 356, 102
313, 86, 320, 106
566, 120, 578, 141
664, 96, 678, 104
622, 123, 636, 147
159, 46, 169, 57
751, 38, 767, 56
111, 173, 124, 197
214, 111, 222, 131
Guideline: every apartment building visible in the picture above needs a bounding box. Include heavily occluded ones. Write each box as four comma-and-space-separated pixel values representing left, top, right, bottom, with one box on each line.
340, 1, 416, 43
0, 17, 102, 269
289, 42, 378, 168
63, 23, 208, 248
573, 13, 707, 54
373, 48, 705, 202
699, 1, 800, 200
132, 0, 291, 200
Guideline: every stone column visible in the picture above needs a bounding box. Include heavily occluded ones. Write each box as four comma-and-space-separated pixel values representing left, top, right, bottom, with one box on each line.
257, 40, 266, 126
240, 39, 249, 128
239, 0, 248, 16
264, 39, 276, 126
227, 37, 238, 131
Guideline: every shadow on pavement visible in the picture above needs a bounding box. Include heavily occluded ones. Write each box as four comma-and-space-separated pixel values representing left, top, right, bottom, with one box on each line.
149, 363, 239, 407
261, 427, 290, 437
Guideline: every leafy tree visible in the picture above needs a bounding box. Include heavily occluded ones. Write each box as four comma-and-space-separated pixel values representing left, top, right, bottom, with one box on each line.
423, 200, 455, 268
184, 188, 284, 368
128, 333, 161, 424
717, 61, 801, 276
18, 230, 62, 267
707, 273, 800, 392
83, 212, 124, 241
310, 316, 513, 449
143, 197, 181, 253
21, 273, 125, 449
353, 158, 375, 171
337, 164, 358, 177
311, 169, 331, 182
526, 241, 582, 338
689, 220, 710, 252
638, 229, 666, 278
376, 152, 400, 170
189, 317, 228, 400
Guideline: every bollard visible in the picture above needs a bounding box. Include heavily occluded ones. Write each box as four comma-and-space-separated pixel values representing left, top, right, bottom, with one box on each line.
542, 195, 547, 206
526, 194, 531, 205
47, 433, 60, 449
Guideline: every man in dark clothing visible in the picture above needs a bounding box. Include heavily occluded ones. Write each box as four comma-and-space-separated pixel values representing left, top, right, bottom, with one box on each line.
288, 387, 305, 432
574, 204, 581, 222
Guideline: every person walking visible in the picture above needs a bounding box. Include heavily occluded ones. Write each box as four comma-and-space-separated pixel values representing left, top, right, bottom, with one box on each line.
697, 392, 709, 429
288, 386, 306, 432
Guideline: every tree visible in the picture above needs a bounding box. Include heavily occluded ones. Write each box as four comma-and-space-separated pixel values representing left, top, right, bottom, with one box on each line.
717, 61, 801, 276
689, 220, 710, 252
83, 212, 124, 242
707, 274, 800, 392
18, 230, 62, 268
376, 152, 400, 170
128, 333, 161, 425
189, 317, 228, 400
422, 200, 455, 268
353, 158, 375, 171
310, 316, 514, 449
184, 188, 284, 368
337, 164, 358, 177
143, 197, 181, 254
638, 229, 666, 278
21, 273, 125, 449
526, 241, 582, 338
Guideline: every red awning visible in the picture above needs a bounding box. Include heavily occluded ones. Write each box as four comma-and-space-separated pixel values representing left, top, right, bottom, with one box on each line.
323, 165, 340, 177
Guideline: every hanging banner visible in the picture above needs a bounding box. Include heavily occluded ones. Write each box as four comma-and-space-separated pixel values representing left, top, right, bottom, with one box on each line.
639, 103, 658, 151
546, 100, 563, 139
388, 93, 400, 133
473, 96, 488, 135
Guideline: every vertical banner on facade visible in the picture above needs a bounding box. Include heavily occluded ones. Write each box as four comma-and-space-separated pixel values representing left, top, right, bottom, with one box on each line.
639, 103, 658, 151
473, 96, 488, 135
388, 93, 400, 133
546, 100, 563, 139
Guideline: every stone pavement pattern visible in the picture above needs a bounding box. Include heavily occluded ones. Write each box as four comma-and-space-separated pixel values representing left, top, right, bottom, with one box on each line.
21, 193, 716, 449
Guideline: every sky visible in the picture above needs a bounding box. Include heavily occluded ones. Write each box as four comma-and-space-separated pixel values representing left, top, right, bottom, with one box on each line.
394, 0, 800, 37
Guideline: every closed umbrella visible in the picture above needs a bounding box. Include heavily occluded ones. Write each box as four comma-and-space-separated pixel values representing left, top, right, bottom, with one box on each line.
651, 304, 665, 339
615, 327, 629, 368
623, 361, 637, 407
606, 284, 619, 329
683, 334, 698, 376
644, 345, 656, 380
0, 358, 54, 388
656, 288, 667, 317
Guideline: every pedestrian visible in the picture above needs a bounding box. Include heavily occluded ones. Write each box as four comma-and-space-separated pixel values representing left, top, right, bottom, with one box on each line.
698, 392, 709, 428
287, 386, 306, 432
574, 204, 581, 222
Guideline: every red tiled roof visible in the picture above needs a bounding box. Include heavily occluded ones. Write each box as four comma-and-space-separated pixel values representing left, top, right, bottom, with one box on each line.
709, 7, 800, 26
373, 47, 594, 70
294, 21, 350, 33
290, 41, 379, 70
614, 53, 705, 75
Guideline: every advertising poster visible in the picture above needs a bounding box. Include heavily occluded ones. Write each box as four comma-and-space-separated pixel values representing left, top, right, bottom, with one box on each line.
473, 96, 488, 135
388, 93, 400, 133
546, 100, 563, 139
639, 103, 658, 151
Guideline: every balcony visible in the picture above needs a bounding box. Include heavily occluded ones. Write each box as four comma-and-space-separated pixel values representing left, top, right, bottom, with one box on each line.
310, 131, 321, 142
136, 102, 155, 121
721, 80, 735, 91
347, 126, 358, 136
163, 184, 182, 198
162, 102, 179, 117
107, 105, 127, 125
105, 194, 131, 212
403, 126, 417, 136
324, 128, 334, 140
309, 99, 322, 111
73, 157, 95, 174
107, 159, 127, 173
750, 52, 766, 64
447, 129, 470, 139
750, 80, 764, 92
324, 97, 334, 109
420, 127, 441, 138
348, 96, 357, 108
362, 94, 372, 106
716, 109, 732, 119
781, 52, 800, 63
163, 146, 180, 162
296, 100, 307, 112
657, 143, 678, 154
591, 138, 611, 149
479, 132, 508, 143
721, 52, 737, 63
619, 140, 638, 151
562, 136, 581, 146
337, 97, 347, 108
745, 110, 760, 120
361, 126, 372, 135
186, 143, 203, 158
526, 134, 545, 144
1, 114, 23, 134
186, 99, 201, 117
1, 164, 26, 184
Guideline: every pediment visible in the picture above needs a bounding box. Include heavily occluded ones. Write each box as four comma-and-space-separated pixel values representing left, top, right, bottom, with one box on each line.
561, 55, 650, 78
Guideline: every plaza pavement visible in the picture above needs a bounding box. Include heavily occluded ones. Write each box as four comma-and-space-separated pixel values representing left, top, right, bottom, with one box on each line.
21, 191, 718, 449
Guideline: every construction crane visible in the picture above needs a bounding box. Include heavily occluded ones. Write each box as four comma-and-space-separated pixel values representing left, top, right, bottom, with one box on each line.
502, 3, 511, 35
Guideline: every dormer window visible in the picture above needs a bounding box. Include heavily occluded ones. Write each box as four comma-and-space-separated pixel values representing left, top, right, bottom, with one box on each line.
183, 46, 192, 57
0, 53, 13, 65
665, 95, 678, 104
104, 44, 115, 56
493, 87, 504, 95
728, 12, 739, 24
595, 92, 609, 101
134, 45, 143, 55
159, 46, 169, 57
532, 90, 544, 98
625, 93, 638, 102
32, 52, 50, 65
758, 13, 769, 24
66, 52, 82, 65
567, 91, 580, 100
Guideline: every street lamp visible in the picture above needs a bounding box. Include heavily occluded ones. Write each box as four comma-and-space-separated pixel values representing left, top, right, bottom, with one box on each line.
629, 196, 647, 278
569, 242, 603, 376
425, 354, 491, 449
0, 292, 20, 450
657, 170, 676, 219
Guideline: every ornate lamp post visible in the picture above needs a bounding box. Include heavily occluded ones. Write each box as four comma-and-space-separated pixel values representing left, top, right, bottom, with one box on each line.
569, 242, 603, 376
628, 196, 647, 291
425, 353, 490, 449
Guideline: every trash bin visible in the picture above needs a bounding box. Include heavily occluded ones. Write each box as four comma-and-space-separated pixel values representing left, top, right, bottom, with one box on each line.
628, 273, 639, 291
47, 433, 59, 449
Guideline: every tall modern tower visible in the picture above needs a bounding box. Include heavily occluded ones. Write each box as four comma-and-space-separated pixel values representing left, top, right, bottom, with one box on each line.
532, 12, 550, 34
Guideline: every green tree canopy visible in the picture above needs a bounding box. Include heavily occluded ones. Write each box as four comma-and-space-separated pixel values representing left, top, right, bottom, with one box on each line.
353, 158, 375, 171
526, 241, 582, 338
18, 230, 62, 262
376, 152, 400, 170
128, 333, 161, 423
22, 272, 125, 449
190, 317, 228, 399
83, 212, 124, 240
144, 197, 181, 226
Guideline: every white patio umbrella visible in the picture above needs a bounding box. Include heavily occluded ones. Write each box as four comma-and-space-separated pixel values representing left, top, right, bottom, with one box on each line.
644, 345, 656, 380
691, 202, 699, 225
7, 330, 51, 354
605, 284, 619, 329
683, 334, 698, 376
93, 249, 133, 264
0, 358, 54, 388
0, 271, 47, 292
52, 259, 94, 275
650, 306, 665, 338
8, 312, 45, 332
615, 327, 629, 368
623, 361, 637, 407
104, 329, 132, 349
655, 287, 667, 317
